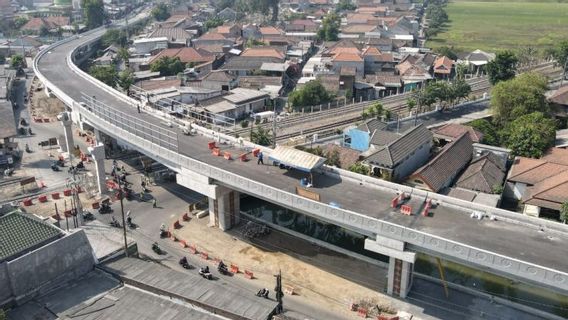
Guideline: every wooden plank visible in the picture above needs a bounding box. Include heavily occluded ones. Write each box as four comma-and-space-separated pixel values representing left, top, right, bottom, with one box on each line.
296, 186, 320, 202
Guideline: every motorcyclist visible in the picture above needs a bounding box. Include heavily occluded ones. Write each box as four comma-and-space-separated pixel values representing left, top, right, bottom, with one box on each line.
126, 216, 132, 226
179, 257, 188, 265
76, 161, 84, 169
199, 266, 210, 274
218, 261, 228, 273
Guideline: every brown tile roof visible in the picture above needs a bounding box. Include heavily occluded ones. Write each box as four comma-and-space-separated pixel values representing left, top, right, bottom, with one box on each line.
241, 47, 285, 60
357, 6, 388, 13
366, 73, 402, 87
549, 85, 568, 106
434, 56, 454, 74
291, 19, 317, 27
342, 24, 378, 34
201, 70, 236, 82
432, 123, 483, 143
22, 16, 70, 31
362, 46, 381, 56
333, 52, 363, 62
150, 47, 214, 64
330, 47, 361, 56
194, 44, 225, 54
325, 144, 361, 169
149, 27, 192, 42
541, 147, 568, 165
138, 79, 182, 91
199, 32, 227, 40
508, 159, 568, 185
456, 153, 506, 194
411, 133, 473, 192
522, 170, 568, 210
260, 26, 284, 36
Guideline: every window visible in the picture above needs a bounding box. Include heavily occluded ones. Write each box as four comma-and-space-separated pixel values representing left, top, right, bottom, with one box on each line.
414, 179, 423, 184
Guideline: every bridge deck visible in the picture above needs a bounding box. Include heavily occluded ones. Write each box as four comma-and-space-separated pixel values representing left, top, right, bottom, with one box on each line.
38, 32, 568, 277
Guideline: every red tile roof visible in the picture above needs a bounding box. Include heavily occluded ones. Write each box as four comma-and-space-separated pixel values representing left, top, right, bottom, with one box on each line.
260, 26, 283, 36
241, 47, 285, 60
332, 52, 363, 62
150, 47, 214, 64
199, 32, 227, 40
22, 16, 70, 32
434, 56, 454, 74
432, 123, 483, 143
548, 85, 568, 106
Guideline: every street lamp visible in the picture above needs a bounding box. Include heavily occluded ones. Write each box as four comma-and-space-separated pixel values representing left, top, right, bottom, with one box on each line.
117, 178, 129, 257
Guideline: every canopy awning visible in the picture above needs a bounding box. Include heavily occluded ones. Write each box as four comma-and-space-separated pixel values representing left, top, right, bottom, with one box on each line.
268, 146, 326, 173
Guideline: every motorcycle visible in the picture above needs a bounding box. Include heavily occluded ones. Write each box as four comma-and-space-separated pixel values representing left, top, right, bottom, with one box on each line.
256, 288, 269, 299
76, 161, 85, 170
179, 257, 193, 270
217, 261, 230, 276
98, 203, 113, 214
4, 167, 14, 177
109, 217, 121, 228
152, 242, 163, 255
51, 163, 61, 172
198, 267, 213, 280
25, 144, 31, 153
126, 217, 136, 229
159, 223, 168, 238
56, 159, 65, 167
83, 211, 95, 221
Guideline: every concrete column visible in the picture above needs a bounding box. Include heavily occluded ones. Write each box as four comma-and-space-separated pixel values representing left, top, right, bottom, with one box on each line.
88, 143, 107, 194
93, 128, 102, 145
364, 236, 415, 299
59, 112, 75, 156
209, 188, 240, 231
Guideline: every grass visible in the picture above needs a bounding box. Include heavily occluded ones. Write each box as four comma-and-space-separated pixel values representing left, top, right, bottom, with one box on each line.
427, 0, 568, 53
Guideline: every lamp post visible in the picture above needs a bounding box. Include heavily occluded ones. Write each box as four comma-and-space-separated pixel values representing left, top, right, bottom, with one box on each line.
117, 178, 129, 257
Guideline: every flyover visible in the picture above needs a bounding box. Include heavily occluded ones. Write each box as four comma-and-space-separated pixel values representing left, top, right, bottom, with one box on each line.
34, 22, 568, 300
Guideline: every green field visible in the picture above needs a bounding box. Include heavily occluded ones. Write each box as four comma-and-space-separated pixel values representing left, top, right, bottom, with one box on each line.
427, 0, 568, 52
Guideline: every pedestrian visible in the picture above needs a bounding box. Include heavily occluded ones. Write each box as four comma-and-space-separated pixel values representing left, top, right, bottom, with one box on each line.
137, 104, 141, 113
121, 165, 126, 173
113, 160, 118, 167
152, 198, 157, 208
141, 180, 146, 191
257, 151, 264, 165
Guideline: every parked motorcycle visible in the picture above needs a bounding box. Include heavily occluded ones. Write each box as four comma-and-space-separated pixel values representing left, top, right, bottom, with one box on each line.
256, 288, 269, 299
217, 261, 230, 276
51, 163, 60, 172
109, 217, 121, 228
179, 257, 193, 269
152, 242, 163, 255
83, 211, 95, 221
98, 202, 112, 214
198, 267, 213, 280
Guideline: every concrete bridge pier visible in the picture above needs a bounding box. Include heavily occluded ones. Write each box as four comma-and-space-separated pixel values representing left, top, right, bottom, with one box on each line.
365, 235, 415, 298
88, 143, 107, 195
58, 111, 75, 154
208, 187, 240, 231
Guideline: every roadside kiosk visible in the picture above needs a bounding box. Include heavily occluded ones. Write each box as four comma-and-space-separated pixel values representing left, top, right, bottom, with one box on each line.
268, 146, 326, 188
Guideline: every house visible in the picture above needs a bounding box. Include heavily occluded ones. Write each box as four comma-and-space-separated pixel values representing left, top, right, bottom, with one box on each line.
431, 123, 483, 146
548, 84, 568, 119
242, 24, 262, 40
260, 26, 284, 39
456, 152, 506, 194
460, 49, 495, 76
288, 19, 318, 32
407, 133, 473, 192
360, 123, 432, 181
192, 32, 235, 48
223, 47, 286, 76
362, 46, 395, 74
505, 148, 568, 207
521, 170, 568, 219
149, 47, 215, 66
433, 56, 454, 79
341, 24, 380, 39
346, 13, 381, 25
365, 73, 403, 97
332, 52, 364, 77
21, 16, 70, 34
216, 25, 241, 38
133, 37, 169, 55
202, 87, 270, 121
217, 7, 237, 21
148, 27, 193, 47
324, 144, 361, 169
93, 46, 119, 66
395, 60, 432, 91
199, 70, 237, 91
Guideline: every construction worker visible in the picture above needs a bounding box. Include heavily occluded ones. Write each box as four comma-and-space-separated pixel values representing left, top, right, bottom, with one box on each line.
152, 198, 157, 208
257, 151, 264, 165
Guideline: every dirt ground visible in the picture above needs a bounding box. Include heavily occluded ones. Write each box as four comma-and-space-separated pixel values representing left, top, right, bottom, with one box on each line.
171, 212, 395, 320
28, 77, 65, 120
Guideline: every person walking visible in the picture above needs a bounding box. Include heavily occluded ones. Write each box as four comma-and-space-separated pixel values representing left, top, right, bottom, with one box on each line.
152, 198, 157, 208
257, 151, 264, 165
137, 104, 141, 113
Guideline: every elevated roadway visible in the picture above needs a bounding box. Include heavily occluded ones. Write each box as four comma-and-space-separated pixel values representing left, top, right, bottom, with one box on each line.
34, 24, 568, 299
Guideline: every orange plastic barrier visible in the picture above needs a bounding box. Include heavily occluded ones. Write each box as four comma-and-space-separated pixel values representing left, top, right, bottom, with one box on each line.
284, 285, 295, 295
64, 210, 72, 217
51, 192, 60, 200
179, 240, 187, 248
223, 152, 232, 160
252, 148, 260, 157
63, 189, 72, 196
200, 252, 209, 260
239, 153, 248, 162
208, 141, 217, 149
52, 214, 61, 221
173, 220, 182, 229
357, 307, 367, 318
422, 199, 432, 217
38, 195, 48, 203
23, 198, 33, 206
390, 196, 399, 208
377, 315, 399, 320
230, 264, 239, 274
182, 212, 190, 221
244, 270, 254, 279
91, 202, 100, 209
188, 244, 197, 254
401, 205, 412, 215
212, 148, 221, 156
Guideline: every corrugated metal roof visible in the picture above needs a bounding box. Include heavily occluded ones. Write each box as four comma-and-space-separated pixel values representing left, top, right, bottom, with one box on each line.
268, 146, 326, 172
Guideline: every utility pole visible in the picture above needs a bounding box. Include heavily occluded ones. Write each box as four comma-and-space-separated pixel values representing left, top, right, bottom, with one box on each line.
274, 270, 283, 314
272, 101, 277, 149
118, 181, 129, 257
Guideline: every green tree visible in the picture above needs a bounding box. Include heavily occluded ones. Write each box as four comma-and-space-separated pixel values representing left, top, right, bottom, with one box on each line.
288, 80, 333, 110
317, 12, 340, 41
363, 102, 384, 119
325, 149, 341, 167
83, 0, 106, 29
10, 54, 24, 69
336, 0, 356, 12
101, 29, 127, 47
118, 69, 134, 92
407, 98, 416, 112
551, 40, 568, 70
237, 0, 279, 21
150, 56, 185, 76
516, 46, 539, 69
251, 126, 273, 146
117, 47, 130, 62
89, 65, 117, 87
0, 309, 5, 320
490, 72, 549, 125
504, 112, 556, 158
456, 62, 468, 80
486, 50, 518, 85
560, 201, 568, 224
204, 17, 224, 31
434, 46, 458, 61
468, 119, 499, 146
348, 162, 370, 175
152, 3, 171, 21
0, 54, 5, 64
449, 79, 471, 105
14, 16, 29, 29
39, 25, 50, 37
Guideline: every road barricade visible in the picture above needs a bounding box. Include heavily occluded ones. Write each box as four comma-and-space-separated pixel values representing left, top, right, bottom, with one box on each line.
244, 270, 254, 279
230, 264, 239, 274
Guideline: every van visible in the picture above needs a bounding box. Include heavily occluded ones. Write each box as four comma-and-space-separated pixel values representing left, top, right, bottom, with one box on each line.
251, 111, 275, 124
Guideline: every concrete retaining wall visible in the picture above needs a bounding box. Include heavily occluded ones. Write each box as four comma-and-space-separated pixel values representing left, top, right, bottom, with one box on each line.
0, 262, 11, 306
2, 230, 95, 306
